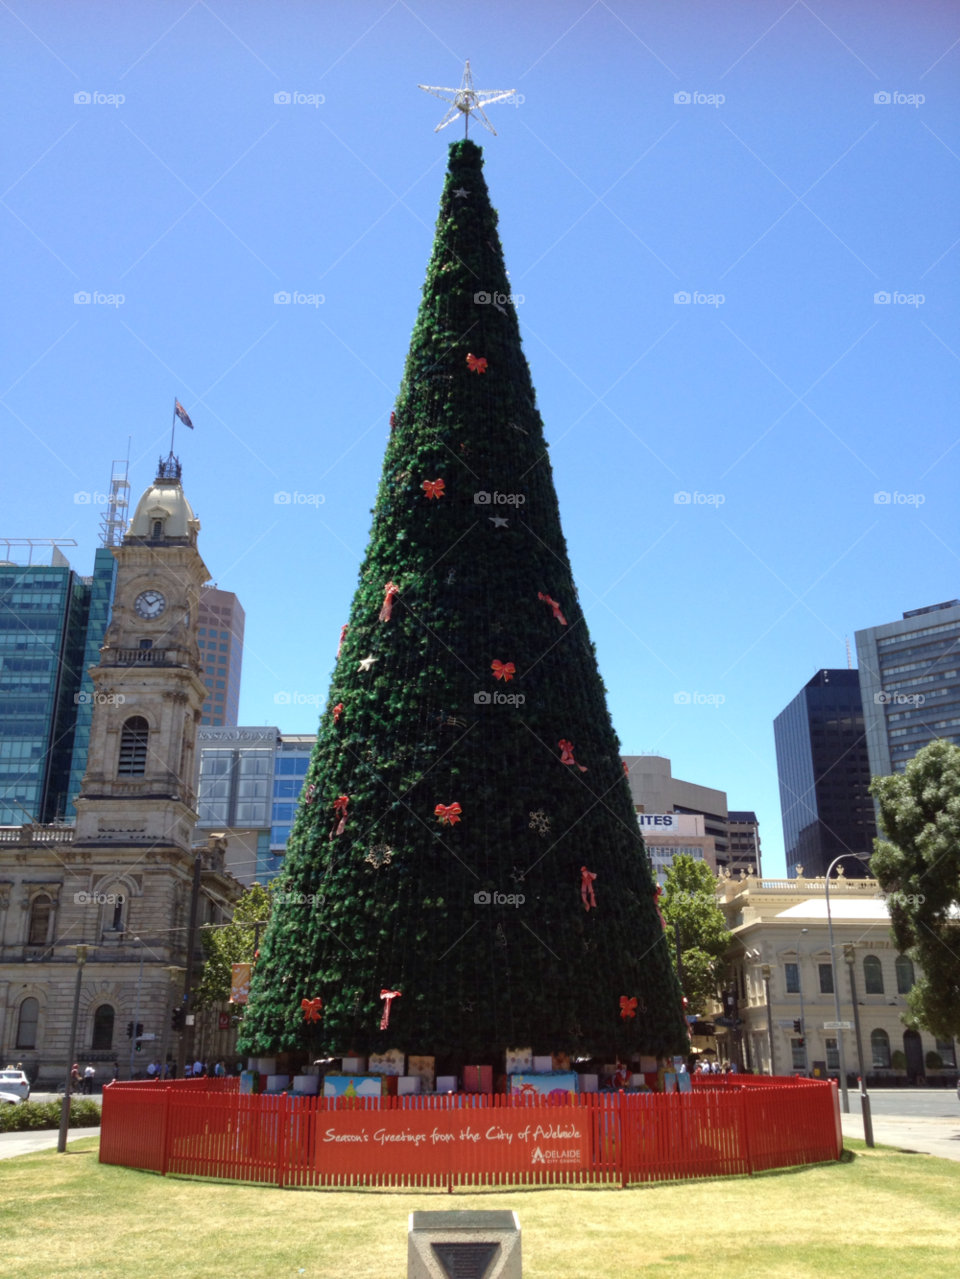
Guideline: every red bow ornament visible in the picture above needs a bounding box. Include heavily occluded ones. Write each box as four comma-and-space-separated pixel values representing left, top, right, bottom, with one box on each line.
379, 989, 401, 1030
337, 624, 348, 659
559, 739, 588, 772
580, 866, 597, 911
491, 660, 516, 682
379, 581, 400, 622
331, 794, 349, 838
538, 592, 567, 626
301, 997, 323, 1024
390, 411, 396, 429
466, 352, 488, 374
434, 802, 462, 826
332, 702, 344, 725
421, 478, 446, 500
302, 782, 316, 806
619, 996, 638, 1021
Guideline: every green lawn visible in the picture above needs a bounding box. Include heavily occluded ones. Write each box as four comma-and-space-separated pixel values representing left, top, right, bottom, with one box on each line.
1, 1137, 958, 1279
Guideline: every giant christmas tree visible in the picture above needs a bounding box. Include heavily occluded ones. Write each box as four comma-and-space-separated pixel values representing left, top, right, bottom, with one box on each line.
240, 140, 688, 1065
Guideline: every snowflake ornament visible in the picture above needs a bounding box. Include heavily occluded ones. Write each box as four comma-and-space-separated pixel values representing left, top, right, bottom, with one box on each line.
365, 844, 394, 868
528, 810, 551, 836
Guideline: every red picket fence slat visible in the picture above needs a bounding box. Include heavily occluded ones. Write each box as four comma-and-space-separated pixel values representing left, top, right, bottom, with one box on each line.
99, 1075, 841, 1188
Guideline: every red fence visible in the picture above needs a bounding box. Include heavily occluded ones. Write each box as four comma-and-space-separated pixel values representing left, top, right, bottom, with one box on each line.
99, 1076, 841, 1188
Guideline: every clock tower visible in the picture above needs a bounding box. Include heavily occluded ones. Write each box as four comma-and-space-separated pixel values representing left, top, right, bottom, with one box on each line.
74, 456, 209, 851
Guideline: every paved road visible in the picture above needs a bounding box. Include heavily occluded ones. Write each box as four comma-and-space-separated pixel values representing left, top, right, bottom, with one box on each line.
841, 1088, 959, 1119
0, 1128, 100, 1160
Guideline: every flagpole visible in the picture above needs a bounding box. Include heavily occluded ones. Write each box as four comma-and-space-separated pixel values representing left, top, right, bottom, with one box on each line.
171, 399, 176, 458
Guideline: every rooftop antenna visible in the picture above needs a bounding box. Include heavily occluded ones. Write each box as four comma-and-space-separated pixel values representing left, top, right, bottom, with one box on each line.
99, 448, 131, 548
845, 636, 853, 670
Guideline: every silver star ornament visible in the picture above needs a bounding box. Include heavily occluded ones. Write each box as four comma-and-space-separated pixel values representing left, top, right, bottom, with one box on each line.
418, 60, 515, 137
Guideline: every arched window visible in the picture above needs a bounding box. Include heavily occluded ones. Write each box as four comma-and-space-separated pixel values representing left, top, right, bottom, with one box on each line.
863, 954, 884, 995
871, 1028, 891, 1069
91, 1004, 115, 1050
28, 895, 51, 946
152, 520, 163, 538
896, 955, 915, 994
118, 717, 149, 775
16, 997, 39, 1049
111, 895, 125, 930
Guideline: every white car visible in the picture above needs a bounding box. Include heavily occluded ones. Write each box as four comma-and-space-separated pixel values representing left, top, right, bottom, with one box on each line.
0, 1092, 22, 1106
0, 1069, 30, 1100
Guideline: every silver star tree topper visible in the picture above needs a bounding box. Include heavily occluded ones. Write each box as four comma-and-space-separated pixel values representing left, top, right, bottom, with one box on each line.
418, 60, 515, 137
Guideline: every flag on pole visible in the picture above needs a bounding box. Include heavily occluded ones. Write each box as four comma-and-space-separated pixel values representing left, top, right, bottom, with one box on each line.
174, 400, 194, 429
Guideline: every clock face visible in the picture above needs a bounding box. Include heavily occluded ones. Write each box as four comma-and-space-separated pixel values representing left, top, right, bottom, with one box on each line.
134, 590, 166, 620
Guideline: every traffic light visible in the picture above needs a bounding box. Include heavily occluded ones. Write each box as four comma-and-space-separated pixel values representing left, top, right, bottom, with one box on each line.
171, 1008, 185, 1031
135, 1022, 143, 1039
126, 1021, 134, 1039
798, 1038, 805, 1048
793, 1019, 803, 1034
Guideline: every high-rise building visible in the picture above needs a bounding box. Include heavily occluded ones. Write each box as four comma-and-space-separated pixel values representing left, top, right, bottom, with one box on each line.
773, 669, 876, 879
855, 600, 960, 776
0, 540, 87, 824
65, 548, 120, 820
194, 727, 314, 883
726, 812, 762, 878
197, 586, 244, 726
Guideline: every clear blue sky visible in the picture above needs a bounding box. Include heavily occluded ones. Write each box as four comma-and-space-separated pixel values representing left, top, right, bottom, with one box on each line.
4, 2, 958, 875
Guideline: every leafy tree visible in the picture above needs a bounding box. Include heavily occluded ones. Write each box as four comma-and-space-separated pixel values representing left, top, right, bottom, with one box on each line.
659, 855, 730, 1015
195, 883, 272, 1010
871, 739, 960, 1041
239, 140, 688, 1063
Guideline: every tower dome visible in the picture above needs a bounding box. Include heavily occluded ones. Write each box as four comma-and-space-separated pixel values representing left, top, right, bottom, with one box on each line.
126, 459, 200, 543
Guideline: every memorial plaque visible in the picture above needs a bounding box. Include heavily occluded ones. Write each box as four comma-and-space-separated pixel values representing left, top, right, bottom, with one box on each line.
431, 1242, 499, 1279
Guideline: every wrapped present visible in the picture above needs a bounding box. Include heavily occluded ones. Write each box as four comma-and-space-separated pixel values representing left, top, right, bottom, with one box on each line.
552, 1052, 571, 1072
532, 1055, 553, 1074
265, 1074, 290, 1093
577, 1073, 599, 1094
239, 1070, 260, 1095
398, 1076, 422, 1095
368, 1049, 405, 1076
436, 1075, 458, 1094
510, 1072, 578, 1100
322, 1074, 384, 1099
341, 1056, 367, 1075
463, 1065, 493, 1094
293, 1075, 319, 1095
407, 1055, 435, 1092
505, 1047, 533, 1075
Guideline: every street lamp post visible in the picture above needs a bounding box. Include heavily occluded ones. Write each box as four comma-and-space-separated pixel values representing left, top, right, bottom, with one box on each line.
796, 928, 809, 1076
761, 963, 776, 1076
844, 944, 875, 1147
57, 945, 88, 1154
824, 853, 867, 1114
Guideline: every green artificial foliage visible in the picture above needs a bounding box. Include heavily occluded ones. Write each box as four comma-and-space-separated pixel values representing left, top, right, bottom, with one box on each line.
870, 740, 960, 1041
195, 883, 273, 1010
240, 140, 688, 1063
0, 1098, 101, 1133
659, 854, 731, 1015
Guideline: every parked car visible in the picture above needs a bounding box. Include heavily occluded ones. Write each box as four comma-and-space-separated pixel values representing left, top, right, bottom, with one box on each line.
0, 1069, 30, 1100
0, 1091, 22, 1105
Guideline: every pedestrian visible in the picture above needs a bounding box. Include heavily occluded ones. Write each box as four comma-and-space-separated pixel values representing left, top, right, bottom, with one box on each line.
70, 1063, 81, 1091
147, 1060, 158, 1080
214, 1060, 226, 1078
83, 1064, 96, 1094
111, 1061, 119, 1082
193, 1058, 204, 1078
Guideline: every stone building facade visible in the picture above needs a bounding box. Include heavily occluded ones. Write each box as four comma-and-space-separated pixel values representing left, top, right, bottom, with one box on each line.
0, 458, 242, 1085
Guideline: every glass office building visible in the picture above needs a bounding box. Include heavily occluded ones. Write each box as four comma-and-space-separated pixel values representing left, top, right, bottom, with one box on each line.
195, 727, 315, 883
65, 547, 118, 819
197, 587, 244, 726
773, 669, 876, 878
856, 600, 960, 776
0, 553, 90, 823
